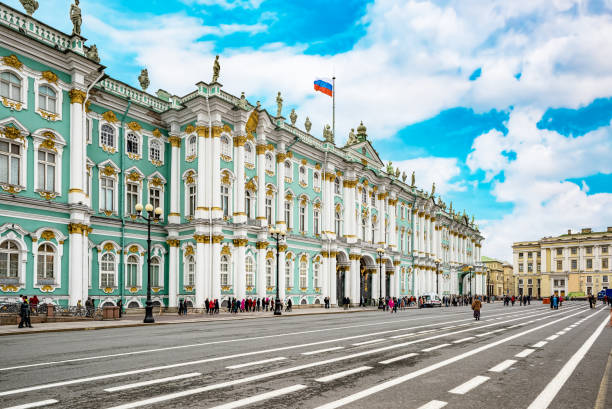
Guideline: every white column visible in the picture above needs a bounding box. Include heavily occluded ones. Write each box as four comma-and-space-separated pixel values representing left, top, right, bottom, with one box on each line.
234, 136, 245, 223
389, 199, 397, 249
167, 240, 179, 307
329, 252, 337, 303
350, 255, 360, 304
195, 238, 207, 308
419, 213, 425, 255
342, 181, 352, 239
211, 128, 222, 220
68, 89, 86, 204
276, 151, 286, 227
168, 136, 181, 223
196, 125, 208, 219
81, 229, 89, 304
256, 241, 267, 300
327, 255, 336, 306
256, 144, 266, 225
211, 238, 221, 300
376, 194, 385, 245
68, 224, 83, 306
393, 262, 400, 298
235, 243, 246, 300
278, 246, 286, 300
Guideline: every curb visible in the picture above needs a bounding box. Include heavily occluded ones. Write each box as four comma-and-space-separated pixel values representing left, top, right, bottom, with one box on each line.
0, 307, 414, 336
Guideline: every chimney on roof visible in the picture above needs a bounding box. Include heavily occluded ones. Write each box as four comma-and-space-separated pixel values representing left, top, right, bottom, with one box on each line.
582, 228, 591, 234
567, 229, 571, 234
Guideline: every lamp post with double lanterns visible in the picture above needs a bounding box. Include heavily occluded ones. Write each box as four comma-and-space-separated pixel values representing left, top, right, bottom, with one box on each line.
468, 264, 474, 297
435, 258, 441, 296
269, 226, 286, 316
377, 248, 385, 309
134, 203, 162, 324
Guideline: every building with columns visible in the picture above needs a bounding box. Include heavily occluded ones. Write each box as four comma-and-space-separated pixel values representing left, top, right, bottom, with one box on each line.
512, 227, 612, 298
0, 3, 484, 308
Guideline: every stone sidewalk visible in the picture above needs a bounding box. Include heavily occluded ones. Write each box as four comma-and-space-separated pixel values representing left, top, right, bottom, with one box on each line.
0, 306, 413, 336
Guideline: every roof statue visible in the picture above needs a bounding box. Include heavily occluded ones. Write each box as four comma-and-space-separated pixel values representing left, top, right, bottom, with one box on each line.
86, 45, 100, 63
431, 182, 436, 197
386, 161, 394, 175
138, 69, 150, 91
19, 0, 39, 16
411, 171, 415, 187
346, 128, 358, 145
356, 121, 367, 142
238, 92, 248, 109
304, 117, 312, 133
401, 171, 407, 182
70, 0, 82, 36
323, 124, 334, 144
212, 55, 220, 83
471, 215, 475, 225
449, 201, 453, 213
395, 167, 400, 178
256, 101, 261, 110
289, 109, 297, 126
276, 92, 283, 117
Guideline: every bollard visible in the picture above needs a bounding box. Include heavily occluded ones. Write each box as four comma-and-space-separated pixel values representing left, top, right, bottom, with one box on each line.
46, 303, 54, 317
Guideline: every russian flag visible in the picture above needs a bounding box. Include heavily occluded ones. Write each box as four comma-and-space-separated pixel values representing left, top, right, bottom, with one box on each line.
314, 78, 333, 97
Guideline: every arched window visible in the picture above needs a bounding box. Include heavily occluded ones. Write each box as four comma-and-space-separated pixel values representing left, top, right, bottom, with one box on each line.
151, 256, 161, 287
0, 241, 19, 279
265, 196, 273, 225
299, 258, 307, 288
284, 160, 292, 179
221, 185, 230, 217
0, 72, 21, 101
265, 153, 274, 173
185, 255, 195, 286
266, 259, 274, 287
299, 166, 307, 185
334, 178, 340, 195
245, 256, 254, 288
362, 189, 367, 203
313, 208, 320, 235
299, 203, 306, 233
149, 140, 161, 162
371, 192, 376, 206
221, 135, 231, 158
188, 135, 197, 157
245, 190, 253, 219
371, 221, 375, 243
335, 210, 341, 235
127, 132, 139, 155
37, 150, 55, 191
284, 200, 292, 229
313, 262, 320, 288
313, 172, 320, 189
38, 85, 56, 113
220, 255, 229, 286
0, 139, 21, 186
37, 243, 55, 282
285, 259, 292, 288
361, 218, 367, 241
100, 253, 115, 287
100, 124, 115, 148
244, 143, 254, 164
187, 184, 196, 218
126, 254, 139, 287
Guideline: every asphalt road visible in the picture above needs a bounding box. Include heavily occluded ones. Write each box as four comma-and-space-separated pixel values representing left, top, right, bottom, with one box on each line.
0, 302, 610, 409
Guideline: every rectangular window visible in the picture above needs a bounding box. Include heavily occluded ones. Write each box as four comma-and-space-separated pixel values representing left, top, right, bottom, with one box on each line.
149, 187, 161, 215
266, 197, 272, 225
603, 275, 608, 283
602, 246, 608, 254
519, 264, 524, 272
528, 279, 533, 285
586, 259, 593, 269
571, 247, 577, 255
571, 259, 577, 270
537, 263, 541, 272
313, 209, 320, 235
285, 202, 291, 229
299, 205, 306, 233
556, 260, 563, 271
188, 185, 196, 217
587, 275, 592, 283
527, 263, 533, 272
556, 248, 562, 256
603, 259, 609, 270
586, 247, 592, 254
37, 150, 55, 191
221, 186, 229, 217
518, 252, 523, 258
100, 177, 115, 211
0, 141, 21, 186
126, 183, 138, 214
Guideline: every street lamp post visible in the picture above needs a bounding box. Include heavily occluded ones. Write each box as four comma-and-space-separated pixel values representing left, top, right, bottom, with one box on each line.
269, 226, 286, 316
486, 268, 490, 302
134, 203, 162, 324
435, 258, 441, 296
377, 248, 385, 309
468, 265, 474, 297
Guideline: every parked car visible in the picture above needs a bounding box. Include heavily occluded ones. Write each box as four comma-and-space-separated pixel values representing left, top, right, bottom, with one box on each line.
422, 293, 442, 307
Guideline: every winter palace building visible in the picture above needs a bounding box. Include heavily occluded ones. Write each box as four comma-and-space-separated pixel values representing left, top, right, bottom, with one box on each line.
0, 3, 484, 308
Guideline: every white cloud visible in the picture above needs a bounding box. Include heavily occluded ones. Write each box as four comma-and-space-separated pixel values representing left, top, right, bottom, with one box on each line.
181, 0, 266, 9
392, 157, 466, 196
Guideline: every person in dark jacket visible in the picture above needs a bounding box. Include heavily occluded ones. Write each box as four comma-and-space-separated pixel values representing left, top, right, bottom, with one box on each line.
18, 296, 32, 328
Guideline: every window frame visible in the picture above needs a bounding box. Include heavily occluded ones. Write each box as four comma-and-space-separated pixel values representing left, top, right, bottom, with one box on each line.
0, 71, 24, 103
126, 131, 141, 158
0, 136, 26, 188
148, 139, 163, 165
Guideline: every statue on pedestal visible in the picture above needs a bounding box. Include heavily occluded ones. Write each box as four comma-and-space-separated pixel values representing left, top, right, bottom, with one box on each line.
304, 117, 312, 133
86, 45, 99, 63
70, 0, 82, 36
411, 171, 415, 187
431, 182, 436, 197
289, 109, 297, 126
212, 55, 220, 83
395, 168, 400, 178
346, 128, 358, 145
239, 92, 248, 110
19, 0, 39, 16
386, 161, 394, 175
276, 92, 283, 117
323, 124, 334, 144
138, 69, 150, 91
402, 171, 407, 182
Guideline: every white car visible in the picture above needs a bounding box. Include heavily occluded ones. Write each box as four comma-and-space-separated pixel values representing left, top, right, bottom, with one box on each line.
422, 293, 442, 307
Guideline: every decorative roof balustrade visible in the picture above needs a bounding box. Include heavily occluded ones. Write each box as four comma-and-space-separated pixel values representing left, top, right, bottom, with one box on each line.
97, 77, 170, 113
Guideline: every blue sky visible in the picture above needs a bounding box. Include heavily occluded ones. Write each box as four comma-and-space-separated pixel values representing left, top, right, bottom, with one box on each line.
9, 0, 612, 260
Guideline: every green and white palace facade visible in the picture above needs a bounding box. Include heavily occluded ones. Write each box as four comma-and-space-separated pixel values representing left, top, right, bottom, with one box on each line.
0, 3, 484, 308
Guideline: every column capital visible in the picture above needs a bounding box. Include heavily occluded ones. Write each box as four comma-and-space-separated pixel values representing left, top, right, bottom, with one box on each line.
166, 239, 180, 247
68, 89, 86, 104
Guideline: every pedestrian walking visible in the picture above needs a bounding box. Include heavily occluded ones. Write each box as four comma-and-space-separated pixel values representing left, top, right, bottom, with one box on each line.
117, 299, 123, 318
471, 296, 481, 321
18, 296, 32, 328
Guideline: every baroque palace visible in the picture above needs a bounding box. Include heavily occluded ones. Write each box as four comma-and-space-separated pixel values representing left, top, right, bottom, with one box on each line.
512, 227, 612, 298
0, 2, 484, 308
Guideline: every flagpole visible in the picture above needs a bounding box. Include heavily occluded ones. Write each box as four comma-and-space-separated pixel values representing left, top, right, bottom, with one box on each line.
332, 76, 336, 140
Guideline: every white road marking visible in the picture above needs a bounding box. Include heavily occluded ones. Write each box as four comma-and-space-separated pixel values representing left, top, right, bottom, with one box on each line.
515, 349, 535, 358
452, 337, 474, 344
207, 384, 307, 409
489, 359, 517, 373
390, 333, 415, 339
352, 339, 385, 346
449, 376, 490, 394
422, 344, 450, 352
546, 334, 559, 341
104, 372, 201, 392
301, 347, 344, 356
315, 366, 372, 383
226, 357, 287, 369
379, 353, 419, 365
556, 331, 566, 335
0, 307, 574, 400
532, 341, 548, 348
3, 400, 59, 409
416, 400, 448, 409
476, 331, 493, 337
312, 307, 594, 409
528, 315, 609, 409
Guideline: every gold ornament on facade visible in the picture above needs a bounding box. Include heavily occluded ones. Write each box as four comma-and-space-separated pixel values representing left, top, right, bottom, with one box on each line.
129, 287, 138, 293
2, 54, 23, 70
232, 238, 248, 247
184, 246, 195, 256
40, 137, 57, 152
220, 154, 231, 162
152, 287, 161, 293
40, 285, 54, 292
168, 136, 181, 148
127, 121, 142, 132
2, 97, 23, 111
152, 128, 162, 138
40, 230, 55, 241
127, 152, 141, 161
127, 171, 142, 182
85, 100, 91, 113
245, 179, 257, 192
104, 210, 113, 216
151, 176, 163, 187
41, 71, 58, 84
212, 235, 224, 244
185, 124, 195, 134
195, 126, 208, 137
68, 89, 86, 104
245, 109, 259, 138
184, 286, 194, 292
257, 241, 269, 250
101, 145, 117, 154
278, 244, 288, 252
102, 243, 115, 252
221, 245, 232, 255
1, 285, 19, 292
255, 144, 267, 154
193, 234, 208, 243
38, 191, 56, 200
38, 109, 59, 121
2, 126, 23, 140
185, 154, 196, 163
102, 111, 118, 123
166, 239, 180, 247
128, 245, 139, 253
